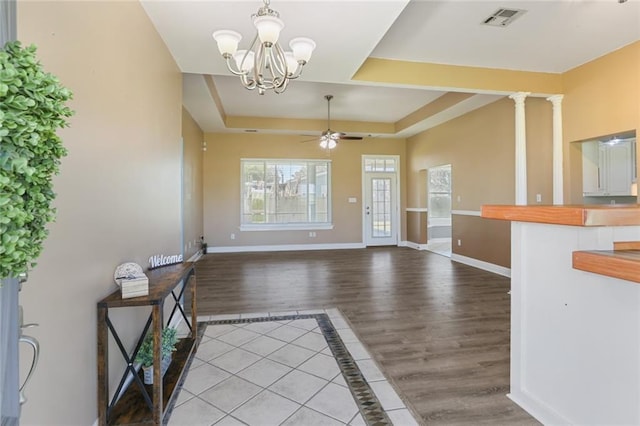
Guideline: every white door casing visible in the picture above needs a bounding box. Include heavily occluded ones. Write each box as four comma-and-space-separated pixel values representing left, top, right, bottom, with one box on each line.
362, 156, 400, 246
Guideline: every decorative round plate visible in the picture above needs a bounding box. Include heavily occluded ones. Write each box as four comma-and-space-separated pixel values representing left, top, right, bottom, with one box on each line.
113, 262, 144, 286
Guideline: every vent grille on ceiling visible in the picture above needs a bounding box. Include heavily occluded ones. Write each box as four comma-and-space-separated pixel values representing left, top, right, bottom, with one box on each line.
482, 8, 527, 27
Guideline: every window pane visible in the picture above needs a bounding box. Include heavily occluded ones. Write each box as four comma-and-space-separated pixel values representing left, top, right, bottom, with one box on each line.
241, 159, 331, 226
428, 194, 451, 218
313, 163, 328, 222
384, 159, 396, 172
365, 158, 395, 172
242, 161, 265, 224
429, 168, 450, 193
265, 164, 277, 223
274, 162, 307, 223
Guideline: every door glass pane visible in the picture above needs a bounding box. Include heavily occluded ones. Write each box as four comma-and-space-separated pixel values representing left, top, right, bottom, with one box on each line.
371, 178, 391, 237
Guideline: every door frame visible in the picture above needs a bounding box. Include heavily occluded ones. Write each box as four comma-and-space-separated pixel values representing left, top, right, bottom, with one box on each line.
361, 155, 401, 246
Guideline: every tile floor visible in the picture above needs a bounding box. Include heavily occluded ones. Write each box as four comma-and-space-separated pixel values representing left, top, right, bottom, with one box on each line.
169, 309, 419, 426
425, 239, 452, 257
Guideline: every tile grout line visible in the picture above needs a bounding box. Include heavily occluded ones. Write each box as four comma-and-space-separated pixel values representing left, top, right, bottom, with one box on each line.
189, 310, 419, 424
190, 318, 336, 422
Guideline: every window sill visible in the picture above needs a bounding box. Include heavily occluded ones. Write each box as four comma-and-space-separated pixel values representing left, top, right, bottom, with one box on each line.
240, 224, 335, 232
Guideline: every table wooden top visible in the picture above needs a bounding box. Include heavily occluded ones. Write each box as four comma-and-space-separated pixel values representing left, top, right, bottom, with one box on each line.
98, 262, 195, 308
481, 204, 640, 226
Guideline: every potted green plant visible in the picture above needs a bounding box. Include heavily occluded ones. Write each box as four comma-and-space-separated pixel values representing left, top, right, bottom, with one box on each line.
0, 41, 74, 280
0, 40, 73, 411
135, 327, 178, 385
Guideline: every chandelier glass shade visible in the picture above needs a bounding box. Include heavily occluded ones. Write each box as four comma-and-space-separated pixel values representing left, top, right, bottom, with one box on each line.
213, 0, 316, 95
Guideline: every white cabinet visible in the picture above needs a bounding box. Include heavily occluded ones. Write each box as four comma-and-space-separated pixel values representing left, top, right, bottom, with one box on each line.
582, 141, 600, 194
583, 138, 636, 196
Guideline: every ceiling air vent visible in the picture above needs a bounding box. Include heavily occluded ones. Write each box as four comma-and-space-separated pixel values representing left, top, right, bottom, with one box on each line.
482, 8, 526, 27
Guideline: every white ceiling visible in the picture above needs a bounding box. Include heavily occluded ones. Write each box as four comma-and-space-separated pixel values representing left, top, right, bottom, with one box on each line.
141, 0, 640, 136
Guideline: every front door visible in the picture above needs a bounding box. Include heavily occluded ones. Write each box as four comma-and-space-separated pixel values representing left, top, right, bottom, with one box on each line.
363, 163, 398, 246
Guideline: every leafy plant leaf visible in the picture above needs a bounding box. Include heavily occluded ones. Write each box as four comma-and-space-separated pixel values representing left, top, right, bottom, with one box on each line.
0, 41, 74, 279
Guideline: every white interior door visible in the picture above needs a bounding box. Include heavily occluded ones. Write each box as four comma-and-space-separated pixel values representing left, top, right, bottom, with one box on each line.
364, 172, 398, 246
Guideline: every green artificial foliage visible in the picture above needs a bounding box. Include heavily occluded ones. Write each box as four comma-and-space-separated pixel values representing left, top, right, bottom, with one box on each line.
135, 327, 178, 368
0, 41, 74, 279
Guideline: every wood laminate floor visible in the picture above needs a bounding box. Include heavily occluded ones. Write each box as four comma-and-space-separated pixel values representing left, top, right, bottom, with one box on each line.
195, 247, 538, 426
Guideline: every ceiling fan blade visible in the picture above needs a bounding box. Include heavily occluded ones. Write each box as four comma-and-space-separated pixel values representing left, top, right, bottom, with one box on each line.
338, 135, 364, 140
300, 135, 321, 143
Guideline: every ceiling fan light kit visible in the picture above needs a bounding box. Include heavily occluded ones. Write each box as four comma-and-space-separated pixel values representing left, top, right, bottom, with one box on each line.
213, 0, 316, 95
318, 95, 363, 150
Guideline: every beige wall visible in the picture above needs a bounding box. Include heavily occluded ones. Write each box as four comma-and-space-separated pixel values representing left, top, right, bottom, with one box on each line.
203, 133, 406, 248
17, 2, 182, 425
182, 108, 204, 259
562, 41, 640, 203
406, 97, 553, 266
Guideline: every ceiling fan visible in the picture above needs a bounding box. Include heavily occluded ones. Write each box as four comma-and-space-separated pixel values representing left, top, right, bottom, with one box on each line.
317, 94, 363, 150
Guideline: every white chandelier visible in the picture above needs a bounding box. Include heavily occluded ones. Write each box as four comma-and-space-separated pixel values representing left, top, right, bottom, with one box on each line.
212, 0, 316, 95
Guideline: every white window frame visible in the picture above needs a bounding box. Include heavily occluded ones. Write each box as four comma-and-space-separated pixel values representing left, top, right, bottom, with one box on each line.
240, 158, 334, 231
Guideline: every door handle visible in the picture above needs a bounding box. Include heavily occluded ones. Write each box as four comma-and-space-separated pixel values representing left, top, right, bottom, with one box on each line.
19, 334, 39, 405
19, 304, 40, 406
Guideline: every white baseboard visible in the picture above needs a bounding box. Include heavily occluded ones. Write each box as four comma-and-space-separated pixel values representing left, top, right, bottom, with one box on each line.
404, 241, 429, 250
207, 242, 365, 253
187, 250, 203, 263
507, 391, 569, 425
451, 253, 511, 277
427, 237, 450, 243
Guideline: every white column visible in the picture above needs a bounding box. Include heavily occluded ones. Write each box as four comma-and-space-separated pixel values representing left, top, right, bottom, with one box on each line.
547, 95, 564, 205
509, 92, 530, 205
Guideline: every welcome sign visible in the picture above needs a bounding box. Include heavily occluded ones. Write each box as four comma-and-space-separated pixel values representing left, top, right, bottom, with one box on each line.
149, 254, 183, 270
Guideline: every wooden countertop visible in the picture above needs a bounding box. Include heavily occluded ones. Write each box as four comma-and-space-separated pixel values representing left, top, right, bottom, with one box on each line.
573, 249, 640, 284
481, 204, 640, 226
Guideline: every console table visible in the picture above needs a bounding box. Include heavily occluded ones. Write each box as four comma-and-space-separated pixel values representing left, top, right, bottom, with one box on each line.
97, 263, 197, 425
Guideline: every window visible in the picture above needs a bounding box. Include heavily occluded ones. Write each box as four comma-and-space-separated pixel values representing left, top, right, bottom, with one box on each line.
241, 159, 332, 230
364, 158, 396, 172
428, 165, 452, 219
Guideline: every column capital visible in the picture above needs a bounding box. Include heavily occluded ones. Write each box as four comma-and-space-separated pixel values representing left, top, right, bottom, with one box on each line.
509, 92, 531, 105
546, 94, 564, 106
